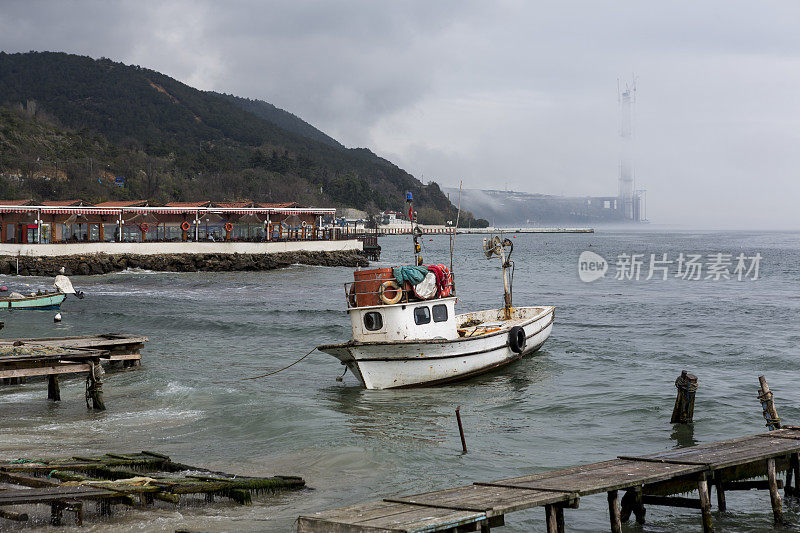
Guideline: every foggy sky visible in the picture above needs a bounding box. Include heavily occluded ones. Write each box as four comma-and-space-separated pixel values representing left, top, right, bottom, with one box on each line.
1, 1, 799, 229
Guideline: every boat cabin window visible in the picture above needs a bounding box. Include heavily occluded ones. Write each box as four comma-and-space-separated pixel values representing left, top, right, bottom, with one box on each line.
432, 304, 448, 323
363, 312, 383, 331
413, 306, 431, 325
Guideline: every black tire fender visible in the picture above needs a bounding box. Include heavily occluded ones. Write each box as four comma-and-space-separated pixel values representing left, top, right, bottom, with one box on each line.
508, 326, 526, 354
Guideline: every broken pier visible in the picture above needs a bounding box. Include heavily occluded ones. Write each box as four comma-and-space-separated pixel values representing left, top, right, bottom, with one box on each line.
0, 333, 147, 408
0, 452, 304, 526
298, 428, 800, 532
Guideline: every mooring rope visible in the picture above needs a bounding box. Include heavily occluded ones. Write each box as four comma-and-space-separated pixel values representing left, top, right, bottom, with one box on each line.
245, 347, 317, 380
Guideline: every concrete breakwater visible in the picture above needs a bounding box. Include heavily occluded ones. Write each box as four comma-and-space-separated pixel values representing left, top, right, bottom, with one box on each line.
0, 251, 369, 276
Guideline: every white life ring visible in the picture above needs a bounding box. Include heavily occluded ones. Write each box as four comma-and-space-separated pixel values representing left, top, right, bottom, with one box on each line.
379, 280, 403, 305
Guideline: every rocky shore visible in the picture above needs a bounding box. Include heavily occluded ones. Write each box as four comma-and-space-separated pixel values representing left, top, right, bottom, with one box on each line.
0, 251, 369, 276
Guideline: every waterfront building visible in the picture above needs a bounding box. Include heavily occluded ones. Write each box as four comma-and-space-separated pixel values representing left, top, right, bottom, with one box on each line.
0, 201, 336, 244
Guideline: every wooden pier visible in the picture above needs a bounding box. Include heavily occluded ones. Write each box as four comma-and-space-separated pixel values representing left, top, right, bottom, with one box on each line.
0, 452, 304, 526
298, 427, 800, 532
0, 334, 147, 408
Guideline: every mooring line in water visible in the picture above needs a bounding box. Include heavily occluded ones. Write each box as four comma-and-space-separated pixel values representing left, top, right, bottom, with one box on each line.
245, 347, 317, 380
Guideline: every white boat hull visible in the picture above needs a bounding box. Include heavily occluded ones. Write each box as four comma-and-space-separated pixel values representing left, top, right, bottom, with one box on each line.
319, 306, 554, 389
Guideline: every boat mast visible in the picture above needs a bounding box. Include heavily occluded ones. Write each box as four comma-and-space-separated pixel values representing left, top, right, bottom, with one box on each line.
407, 192, 423, 266
499, 240, 513, 319
483, 235, 515, 320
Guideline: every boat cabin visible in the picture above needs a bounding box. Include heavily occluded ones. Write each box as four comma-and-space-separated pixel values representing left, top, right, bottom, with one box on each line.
346, 267, 457, 342
348, 297, 458, 342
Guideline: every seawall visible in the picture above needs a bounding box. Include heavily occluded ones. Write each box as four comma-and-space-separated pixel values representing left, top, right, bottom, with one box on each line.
0, 251, 369, 276
0, 239, 362, 257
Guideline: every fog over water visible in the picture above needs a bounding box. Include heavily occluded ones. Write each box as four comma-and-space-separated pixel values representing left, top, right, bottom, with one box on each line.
2, 1, 799, 228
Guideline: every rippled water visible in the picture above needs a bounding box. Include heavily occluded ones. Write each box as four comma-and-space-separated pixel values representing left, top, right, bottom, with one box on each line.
0, 230, 798, 532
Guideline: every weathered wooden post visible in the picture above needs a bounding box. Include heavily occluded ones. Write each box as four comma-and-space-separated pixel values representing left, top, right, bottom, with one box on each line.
715, 476, 726, 512
455, 406, 467, 453
697, 473, 713, 533
50, 502, 63, 526
766, 457, 783, 525
544, 504, 557, 533
555, 505, 565, 533
787, 453, 800, 498
47, 374, 60, 401
98, 498, 112, 516
671, 370, 698, 423
607, 490, 622, 533
86, 360, 105, 410
620, 487, 645, 524
757, 375, 781, 430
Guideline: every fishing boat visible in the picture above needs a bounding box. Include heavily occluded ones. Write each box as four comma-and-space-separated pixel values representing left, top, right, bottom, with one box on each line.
317, 195, 554, 390
0, 275, 82, 310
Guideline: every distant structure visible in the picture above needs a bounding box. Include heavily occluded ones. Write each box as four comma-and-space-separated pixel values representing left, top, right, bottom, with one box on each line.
617, 77, 644, 221
440, 79, 651, 226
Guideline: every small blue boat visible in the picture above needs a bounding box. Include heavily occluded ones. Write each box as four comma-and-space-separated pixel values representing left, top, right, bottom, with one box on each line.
0, 275, 81, 310
0, 291, 67, 310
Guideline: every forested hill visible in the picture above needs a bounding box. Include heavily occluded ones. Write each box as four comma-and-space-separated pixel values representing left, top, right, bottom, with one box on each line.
0, 51, 464, 223
213, 92, 343, 149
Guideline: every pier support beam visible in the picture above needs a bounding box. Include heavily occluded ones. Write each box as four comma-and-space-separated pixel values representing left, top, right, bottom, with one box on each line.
50, 502, 62, 526
607, 490, 622, 533
555, 505, 564, 533
86, 360, 105, 410
767, 457, 783, 525
697, 474, 713, 533
47, 374, 60, 401
715, 478, 726, 512
786, 452, 800, 498
98, 498, 112, 516
620, 487, 645, 524
50, 500, 81, 526
545, 504, 558, 533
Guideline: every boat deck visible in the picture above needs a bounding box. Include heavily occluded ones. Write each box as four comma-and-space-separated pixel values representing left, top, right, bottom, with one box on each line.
298, 428, 800, 532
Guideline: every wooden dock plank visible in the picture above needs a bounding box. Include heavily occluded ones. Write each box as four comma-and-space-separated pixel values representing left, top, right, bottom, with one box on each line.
0, 486, 116, 505
0, 471, 60, 488
0, 363, 91, 379
0, 334, 148, 348
300, 500, 409, 523
387, 483, 573, 517
0, 334, 145, 380
641, 434, 800, 469
356, 505, 486, 533
489, 459, 706, 496
298, 499, 486, 533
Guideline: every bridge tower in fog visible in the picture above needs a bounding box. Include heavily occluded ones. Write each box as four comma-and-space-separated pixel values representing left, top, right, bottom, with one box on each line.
617, 78, 638, 220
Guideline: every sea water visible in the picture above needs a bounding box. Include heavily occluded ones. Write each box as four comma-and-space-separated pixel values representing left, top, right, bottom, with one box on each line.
0, 230, 798, 532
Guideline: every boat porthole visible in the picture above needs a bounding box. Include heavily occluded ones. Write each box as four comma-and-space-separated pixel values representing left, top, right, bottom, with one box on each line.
364, 312, 383, 331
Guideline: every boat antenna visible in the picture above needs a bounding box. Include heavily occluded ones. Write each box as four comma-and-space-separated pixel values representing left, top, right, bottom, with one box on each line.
450, 180, 462, 274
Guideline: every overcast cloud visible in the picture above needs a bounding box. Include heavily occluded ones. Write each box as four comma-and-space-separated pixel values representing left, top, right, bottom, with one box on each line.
1, 1, 799, 228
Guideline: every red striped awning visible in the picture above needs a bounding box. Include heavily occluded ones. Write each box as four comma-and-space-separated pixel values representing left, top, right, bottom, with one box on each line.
0, 206, 336, 216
